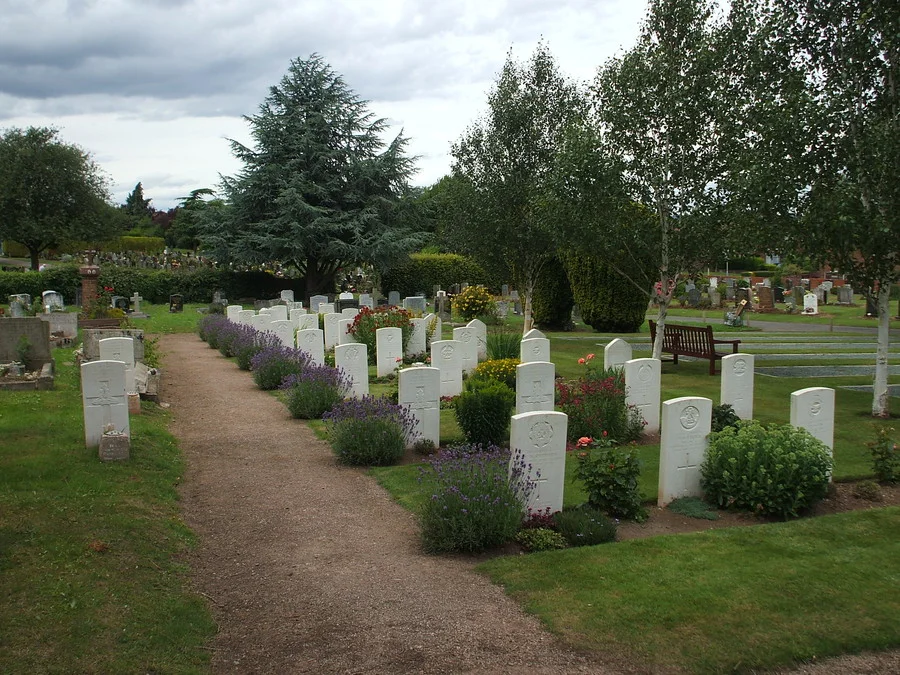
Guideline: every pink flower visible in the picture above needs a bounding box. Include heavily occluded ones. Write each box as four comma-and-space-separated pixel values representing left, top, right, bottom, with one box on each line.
576, 436, 593, 448
578, 358, 586, 365
586, 353, 595, 360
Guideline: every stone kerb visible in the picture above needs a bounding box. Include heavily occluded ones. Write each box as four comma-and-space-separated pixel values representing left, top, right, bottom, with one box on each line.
399, 365, 441, 447
658, 396, 712, 506
519, 337, 550, 364
430, 339, 463, 397
81, 359, 130, 448
625, 358, 661, 434
335, 343, 369, 398
376, 327, 403, 377
296, 329, 325, 366
603, 338, 632, 371
509, 410, 568, 513
515, 361, 555, 415
720, 353, 755, 419
452, 327, 478, 374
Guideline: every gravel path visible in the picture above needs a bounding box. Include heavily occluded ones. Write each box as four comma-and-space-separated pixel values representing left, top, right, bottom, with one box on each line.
162, 332, 898, 675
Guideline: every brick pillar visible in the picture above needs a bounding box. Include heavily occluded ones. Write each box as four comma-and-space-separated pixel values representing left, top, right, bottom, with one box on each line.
79, 265, 100, 316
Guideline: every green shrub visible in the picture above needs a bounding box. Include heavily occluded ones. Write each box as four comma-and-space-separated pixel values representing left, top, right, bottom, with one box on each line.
347, 306, 412, 364
552, 506, 618, 546
574, 438, 647, 522
869, 427, 899, 483
250, 346, 309, 391
419, 444, 531, 553
324, 396, 415, 466
280, 366, 349, 419
454, 378, 515, 446
532, 256, 574, 330
561, 251, 647, 333
702, 421, 832, 519
473, 358, 519, 390
711, 403, 741, 433
852, 480, 882, 501
380, 253, 492, 298
515, 528, 568, 552
486, 326, 520, 360
454, 285, 494, 321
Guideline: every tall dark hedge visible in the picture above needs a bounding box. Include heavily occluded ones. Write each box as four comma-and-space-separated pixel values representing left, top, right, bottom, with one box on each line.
562, 252, 646, 333
0, 265, 304, 305
532, 256, 574, 330
380, 253, 494, 297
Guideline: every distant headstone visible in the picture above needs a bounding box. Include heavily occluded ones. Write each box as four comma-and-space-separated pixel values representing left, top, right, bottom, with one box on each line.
358, 293, 374, 309
9, 294, 31, 317
757, 286, 775, 309
509, 410, 568, 513
814, 286, 825, 304
625, 358, 661, 434
81, 360, 130, 448
289, 308, 307, 325
720, 353, 754, 419
658, 396, 712, 506
337, 298, 360, 313
399, 366, 441, 447
168, 294, 183, 313
403, 296, 427, 316
309, 295, 328, 313
296, 328, 325, 366
467, 319, 487, 361
280, 289, 295, 303
337, 317, 358, 345
725, 287, 736, 301
520, 337, 550, 364
687, 288, 701, 307
423, 313, 442, 346
803, 292, 819, 315
792, 286, 805, 305
42, 290, 65, 312
515, 361, 555, 414
406, 318, 427, 356
297, 314, 319, 331
388, 291, 401, 306
430, 340, 463, 397
790, 387, 835, 455
226, 305, 243, 322
318, 303, 335, 315
452, 326, 478, 374
865, 295, 878, 317
99, 337, 136, 394
249, 314, 272, 332
323, 313, 342, 350
335, 343, 368, 398
603, 338, 632, 370
236, 309, 254, 326
267, 305, 288, 322
340, 307, 359, 319
837, 286, 853, 305
501, 284, 509, 297
338, 291, 354, 300
773, 287, 785, 303
376, 327, 403, 377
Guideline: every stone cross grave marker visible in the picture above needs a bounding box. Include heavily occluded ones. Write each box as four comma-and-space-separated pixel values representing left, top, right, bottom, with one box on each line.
790, 386, 835, 458
509, 410, 568, 513
604, 338, 632, 371
515, 361, 556, 414
376, 327, 403, 377
81, 360, 130, 448
658, 396, 712, 506
452, 326, 478, 374
309, 295, 328, 313
625, 358, 661, 434
399, 365, 441, 447
520, 337, 550, 364
323, 313, 342, 350
296, 328, 325, 366
467, 319, 487, 361
430, 339, 462, 397
721, 353, 754, 419
338, 317, 358, 345
406, 317, 427, 356
99, 337, 137, 394
335, 343, 369, 398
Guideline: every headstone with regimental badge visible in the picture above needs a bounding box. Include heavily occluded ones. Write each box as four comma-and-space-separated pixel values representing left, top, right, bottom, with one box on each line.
658, 396, 712, 506
335, 343, 368, 397
509, 410, 568, 513
376, 327, 403, 377
81, 360, 130, 448
430, 340, 462, 397
399, 365, 440, 447
625, 358, 661, 434
720, 353, 754, 419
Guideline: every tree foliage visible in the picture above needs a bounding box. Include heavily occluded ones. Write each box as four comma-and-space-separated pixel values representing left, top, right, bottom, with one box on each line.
197, 54, 424, 298
0, 126, 113, 269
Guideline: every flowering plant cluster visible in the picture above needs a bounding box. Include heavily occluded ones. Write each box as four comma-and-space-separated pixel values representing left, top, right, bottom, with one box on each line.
453, 285, 494, 321
280, 365, 350, 419
473, 358, 520, 390
235, 327, 281, 371
574, 436, 647, 522
869, 426, 899, 484
347, 306, 412, 363
198, 313, 229, 345
324, 395, 416, 465
419, 444, 534, 553
556, 357, 644, 443
250, 345, 310, 390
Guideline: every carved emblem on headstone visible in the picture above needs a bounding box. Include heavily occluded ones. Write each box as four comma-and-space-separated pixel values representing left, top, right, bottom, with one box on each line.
529, 420, 553, 447
680, 405, 700, 430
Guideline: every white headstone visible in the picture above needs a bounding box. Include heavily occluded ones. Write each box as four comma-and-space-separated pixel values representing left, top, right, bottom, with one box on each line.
359, 293, 374, 309
376, 327, 403, 377
99, 337, 136, 394
604, 338, 632, 370
81, 360, 130, 448
803, 292, 819, 315
338, 291, 354, 300
399, 366, 441, 447
296, 328, 325, 366
323, 313, 342, 350
297, 314, 319, 331
335, 343, 369, 398
519, 337, 550, 364
341, 307, 359, 319
406, 317, 427, 356
523, 328, 546, 341
431, 339, 463, 397
289, 308, 307, 325
319, 303, 336, 315
467, 318, 487, 361
338, 317, 358, 345
269, 319, 295, 347
309, 295, 328, 313
388, 290, 401, 306
423, 313, 441, 346
625, 358, 661, 434
226, 305, 243, 322
452, 326, 478, 374
280, 290, 295, 303
250, 314, 272, 332
237, 309, 255, 326
790, 387, 835, 454
720, 353, 755, 419
515, 361, 556, 415
658, 396, 712, 506
509, 410, 568, 513
267, 305, 288, 322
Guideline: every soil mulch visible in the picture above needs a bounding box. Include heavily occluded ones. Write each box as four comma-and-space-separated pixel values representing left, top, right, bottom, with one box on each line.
161, 333, 899, 674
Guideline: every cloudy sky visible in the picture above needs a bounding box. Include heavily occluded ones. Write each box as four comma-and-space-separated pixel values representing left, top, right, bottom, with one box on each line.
1, 0, 647, 210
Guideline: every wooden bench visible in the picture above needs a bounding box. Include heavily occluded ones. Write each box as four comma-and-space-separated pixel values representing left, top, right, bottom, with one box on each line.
648, 321, 741, 375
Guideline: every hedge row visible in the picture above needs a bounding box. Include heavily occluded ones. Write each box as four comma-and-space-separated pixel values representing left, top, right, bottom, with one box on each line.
532, 256, 574, 330
562, 252, 647, 333
0, 265, 303, 305
380, 253, 493, 298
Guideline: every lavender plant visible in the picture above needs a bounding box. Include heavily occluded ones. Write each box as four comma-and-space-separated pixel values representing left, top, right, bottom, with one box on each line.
418, 444, 535, 553
198, 314, 229, 347
323, 395, 416, 465
235, 328, 280, 371
250, 345, 310, 390
281, 365, 350, 419
215, 320, 244, 357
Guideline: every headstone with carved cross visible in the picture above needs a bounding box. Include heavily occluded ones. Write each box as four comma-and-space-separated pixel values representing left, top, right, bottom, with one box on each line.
335, 343, 369, 398
720, 353, 755, 419
625, 358, 661, 435
81, 360, 130, 448
515, 361, 555, 415
658, 396, 712, 506
430, 339, 462, 397
790, 387, 835, 478
398, 365, 440, 447
509, 410, 568, 513
376, 327, 402, 377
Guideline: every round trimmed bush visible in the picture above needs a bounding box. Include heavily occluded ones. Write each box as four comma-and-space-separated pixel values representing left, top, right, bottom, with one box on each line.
454, 378, 515, 446
324, 396, 415, 466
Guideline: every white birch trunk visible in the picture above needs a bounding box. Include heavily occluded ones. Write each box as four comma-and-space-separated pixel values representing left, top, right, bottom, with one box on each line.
872, 285, 891, 417
522, 279, 535, 335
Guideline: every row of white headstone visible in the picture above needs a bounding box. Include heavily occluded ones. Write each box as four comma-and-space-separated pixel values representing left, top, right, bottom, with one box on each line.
81, 337, 139, 448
